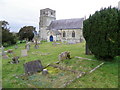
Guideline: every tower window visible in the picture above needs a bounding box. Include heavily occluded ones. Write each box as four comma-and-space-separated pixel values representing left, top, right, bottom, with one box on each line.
51, 12, 53, 15
63, 31, 66, 37
72, 31, 75, 37
43, 11, 45, 14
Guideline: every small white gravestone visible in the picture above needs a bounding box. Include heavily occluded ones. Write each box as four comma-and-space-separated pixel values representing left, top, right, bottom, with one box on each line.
21, 49, 28, 57
42, 69, 49, 75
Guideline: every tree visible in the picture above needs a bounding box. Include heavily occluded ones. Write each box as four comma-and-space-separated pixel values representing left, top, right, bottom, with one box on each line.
1, 21, 17, 47
18, 26, 36, 41
83, 7, 119, 60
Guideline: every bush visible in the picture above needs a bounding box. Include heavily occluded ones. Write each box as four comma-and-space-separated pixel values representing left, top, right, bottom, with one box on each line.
83, 7, 120, 60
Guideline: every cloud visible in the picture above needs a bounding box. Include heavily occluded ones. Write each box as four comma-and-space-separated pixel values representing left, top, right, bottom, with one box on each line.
0, 0, 119, 32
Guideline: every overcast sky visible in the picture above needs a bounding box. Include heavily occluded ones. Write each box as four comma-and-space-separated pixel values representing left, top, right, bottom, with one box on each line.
0, 0, 119, 32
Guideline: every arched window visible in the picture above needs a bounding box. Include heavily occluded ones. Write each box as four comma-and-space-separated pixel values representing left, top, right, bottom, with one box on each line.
72, 31, 75, 37
63, 31, 66, 37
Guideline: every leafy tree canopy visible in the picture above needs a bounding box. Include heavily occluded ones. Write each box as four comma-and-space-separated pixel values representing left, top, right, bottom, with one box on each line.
18, 26, 36, 41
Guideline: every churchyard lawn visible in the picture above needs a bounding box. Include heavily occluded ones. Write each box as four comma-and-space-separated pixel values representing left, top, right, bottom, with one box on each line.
2, 42, 119, 88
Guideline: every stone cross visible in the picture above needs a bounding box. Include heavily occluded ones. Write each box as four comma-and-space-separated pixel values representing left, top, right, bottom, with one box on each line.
34, 38, 39, 49
25, 42, 30, 51
26, 44, 30, 51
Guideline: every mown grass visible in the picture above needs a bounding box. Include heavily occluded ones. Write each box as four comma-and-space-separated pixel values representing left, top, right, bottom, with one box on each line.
2, 42, 119, 88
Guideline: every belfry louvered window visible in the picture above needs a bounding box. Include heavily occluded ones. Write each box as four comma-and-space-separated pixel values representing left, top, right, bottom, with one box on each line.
72, 31, 75, 37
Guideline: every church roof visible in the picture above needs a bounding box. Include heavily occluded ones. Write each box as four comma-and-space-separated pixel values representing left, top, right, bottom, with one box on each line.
47, 18, 84, 30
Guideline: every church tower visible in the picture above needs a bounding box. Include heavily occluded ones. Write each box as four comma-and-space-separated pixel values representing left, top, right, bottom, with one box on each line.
39, 8, 56, 40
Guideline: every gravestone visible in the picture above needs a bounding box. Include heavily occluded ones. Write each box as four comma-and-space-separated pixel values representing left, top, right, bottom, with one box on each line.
9, 56, 19, 64
14, 45, 18, 49
2, 55, 9, 59
1, 46, 9, 59
23, 60, 43, 74
21, 49, 28, 57
52, 42, 61, 46
58, 51, 71, 61
25, 44, 30, 51
67, 41, 76, 44
34, 44, 39, 49
1, 46, 5, 56
42, 69, 48, 75
7, 49, 13, 54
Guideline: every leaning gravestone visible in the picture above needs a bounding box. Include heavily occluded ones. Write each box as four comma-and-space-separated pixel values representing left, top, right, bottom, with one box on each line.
23, 60, 43, 75
21, 49, 28, 57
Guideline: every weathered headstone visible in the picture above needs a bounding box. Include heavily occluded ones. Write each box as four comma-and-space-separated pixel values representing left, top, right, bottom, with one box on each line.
21, 49, 28, 57
52, 42, 61, 46
67, 41, 76, 44
2, 55, 9, 59
34, 44, 39, 49
58, 51, 71, 61
7, 49, 13, 54
9, 56, 19, 64
23, 60, 43, 74
11, 56, 19, 64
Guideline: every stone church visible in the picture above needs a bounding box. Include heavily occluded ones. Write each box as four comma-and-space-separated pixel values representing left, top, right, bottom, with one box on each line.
39, 8, 84, 43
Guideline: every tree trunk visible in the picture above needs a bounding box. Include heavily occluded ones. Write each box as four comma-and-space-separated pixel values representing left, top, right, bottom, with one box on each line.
85, 42, 91, 55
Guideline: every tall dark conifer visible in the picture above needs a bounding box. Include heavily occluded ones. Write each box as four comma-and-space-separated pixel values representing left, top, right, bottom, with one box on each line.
83, 7, 120, 60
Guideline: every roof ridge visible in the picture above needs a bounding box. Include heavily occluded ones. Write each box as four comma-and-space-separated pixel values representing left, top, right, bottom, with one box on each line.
55, 18, 84, 21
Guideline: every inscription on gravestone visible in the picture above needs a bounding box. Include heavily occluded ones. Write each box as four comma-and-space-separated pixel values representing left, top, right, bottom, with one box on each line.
23, 60, 43, 74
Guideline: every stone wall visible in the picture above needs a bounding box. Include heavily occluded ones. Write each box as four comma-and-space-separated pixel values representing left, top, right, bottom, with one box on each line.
61, 29, 84, 43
